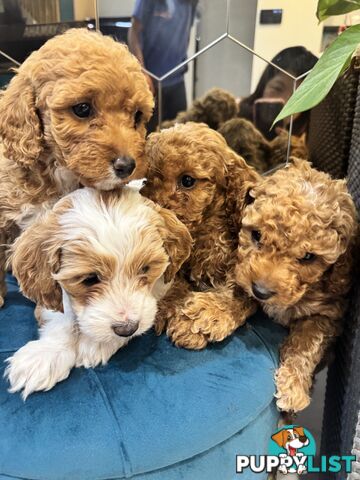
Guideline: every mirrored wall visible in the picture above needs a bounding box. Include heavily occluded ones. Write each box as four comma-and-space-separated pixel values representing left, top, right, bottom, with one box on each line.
1, 0, 356, 172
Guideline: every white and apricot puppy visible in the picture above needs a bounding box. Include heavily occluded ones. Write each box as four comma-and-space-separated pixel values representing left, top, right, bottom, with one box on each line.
5, 188, 192, 398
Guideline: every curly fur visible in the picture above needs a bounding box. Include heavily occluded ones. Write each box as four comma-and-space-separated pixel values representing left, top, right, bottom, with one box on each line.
0, 28, 154, 305
160, 86, 307, 174
218, 118, 272, 172
269, 131, 308, 169
141, 122, 259, 348
218, 118, 308, 173
235, 158, 357, 412
160, 88, 238, 130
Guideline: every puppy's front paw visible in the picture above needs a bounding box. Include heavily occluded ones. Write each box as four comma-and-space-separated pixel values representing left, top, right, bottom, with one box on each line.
0, 295, 4, 308
76, 336, 124, 368
167, 314, 208, 350
181, 291, 240, 343
5, 340, 76, 399
275, 365, 311, 413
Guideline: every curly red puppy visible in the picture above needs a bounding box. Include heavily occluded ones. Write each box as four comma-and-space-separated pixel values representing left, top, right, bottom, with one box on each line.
0, 28, 154, 306
160, 88, 238, 130
142, 122, 259, 349
235, 159, 357, 412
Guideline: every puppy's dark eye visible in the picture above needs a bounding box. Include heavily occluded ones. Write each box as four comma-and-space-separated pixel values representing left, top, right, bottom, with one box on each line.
134, 110, 143, 127
82, 273, 100, 286
180, 175, 196, 189
251, 230, 261, 244
140, 265, 150, 274
72, 103, 92, 118
299, 252, 316, 263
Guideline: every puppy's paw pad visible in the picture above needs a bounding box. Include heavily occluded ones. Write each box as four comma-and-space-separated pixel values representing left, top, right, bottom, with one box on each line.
5, 341, 75, 399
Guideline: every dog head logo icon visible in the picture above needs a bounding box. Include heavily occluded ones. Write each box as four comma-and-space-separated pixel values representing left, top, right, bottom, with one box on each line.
269, 425, 316, 475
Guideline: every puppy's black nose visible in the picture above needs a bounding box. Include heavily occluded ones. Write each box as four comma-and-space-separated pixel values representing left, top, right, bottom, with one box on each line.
252, 282, 275, 300
113, 156, 136, 179
112, 322, 139, 337
299, 435, 307, 443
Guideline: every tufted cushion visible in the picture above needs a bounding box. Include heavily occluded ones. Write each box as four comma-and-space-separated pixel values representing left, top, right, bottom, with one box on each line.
0, 276, 286, 480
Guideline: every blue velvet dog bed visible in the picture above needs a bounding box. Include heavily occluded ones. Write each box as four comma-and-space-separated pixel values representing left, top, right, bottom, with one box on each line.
0, 275, 286, 480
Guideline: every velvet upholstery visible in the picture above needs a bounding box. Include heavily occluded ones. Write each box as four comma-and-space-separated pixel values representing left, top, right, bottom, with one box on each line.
0, 276, 286, 480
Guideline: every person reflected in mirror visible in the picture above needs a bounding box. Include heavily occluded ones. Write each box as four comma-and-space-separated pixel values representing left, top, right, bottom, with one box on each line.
239, 46, 318, 140
128, 0, 198, 132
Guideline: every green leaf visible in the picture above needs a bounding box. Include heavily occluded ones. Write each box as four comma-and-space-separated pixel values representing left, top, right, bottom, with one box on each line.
317, 0, 360, 22
273, 24, 360, 125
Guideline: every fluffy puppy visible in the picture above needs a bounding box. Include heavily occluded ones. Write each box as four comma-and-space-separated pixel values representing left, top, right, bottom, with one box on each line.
235, 159, 357, 412
0, 28, 154, 306
160, 88, 238, 130
218, 118, 272, 173
5, 188, 191, 398
218, 118, 308, 173
269, 131, 308, 169
141, 123, 259, 349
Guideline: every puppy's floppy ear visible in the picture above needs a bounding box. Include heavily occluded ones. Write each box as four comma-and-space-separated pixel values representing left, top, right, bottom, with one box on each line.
225, 149, 261, 232
10, 208, 64, 311
155, 206, 192, 283
0, 72, 43, 166
271, 429, 287, 448
293, 158, 357, 253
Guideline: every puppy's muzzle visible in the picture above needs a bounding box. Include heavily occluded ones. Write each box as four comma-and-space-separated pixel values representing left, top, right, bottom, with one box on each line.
112, 321, 139, 337
112, 156, 136, 179
251, 282, 275, 301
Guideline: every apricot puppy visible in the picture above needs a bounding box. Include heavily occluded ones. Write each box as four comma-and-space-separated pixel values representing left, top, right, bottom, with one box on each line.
0, 28, 154, 306
235, 159, 357, 412
142, 123, 259, 349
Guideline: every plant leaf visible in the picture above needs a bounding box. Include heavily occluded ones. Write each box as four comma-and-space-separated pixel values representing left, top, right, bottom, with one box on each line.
317, 0, 360, 22
273, 24, 360, 125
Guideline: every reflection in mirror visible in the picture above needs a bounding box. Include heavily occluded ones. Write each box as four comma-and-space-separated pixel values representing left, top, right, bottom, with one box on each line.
0, 0, 319, 172
117, 0, 315, 171
126, 0, 199, 131
0, 0, 97, 89
157, 42, 310, 172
